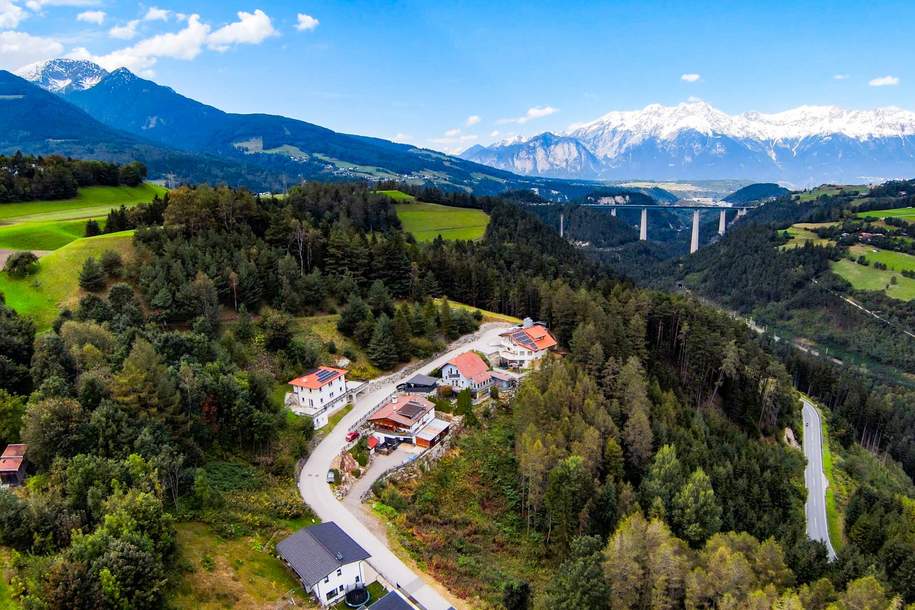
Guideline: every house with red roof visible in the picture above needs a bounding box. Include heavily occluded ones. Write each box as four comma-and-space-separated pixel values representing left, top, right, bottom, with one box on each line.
0, 444, 28, 487
439, 351, 492, 396
288, 366, 351, 429
498, 318, 558, 370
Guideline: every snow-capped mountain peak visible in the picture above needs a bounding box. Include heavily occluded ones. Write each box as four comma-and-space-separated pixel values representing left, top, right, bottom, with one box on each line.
460, 100, 915, 184
15, 58, 109, 94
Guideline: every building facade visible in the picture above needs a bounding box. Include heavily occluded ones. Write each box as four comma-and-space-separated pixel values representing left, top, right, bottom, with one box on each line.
439, 351, 492, 396
288, 366, 350, 429
498, 319, 558, 370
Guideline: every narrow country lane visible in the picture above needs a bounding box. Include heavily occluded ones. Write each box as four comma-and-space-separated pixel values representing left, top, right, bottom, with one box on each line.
801, 398, 838, 561
297, 323, 511, 610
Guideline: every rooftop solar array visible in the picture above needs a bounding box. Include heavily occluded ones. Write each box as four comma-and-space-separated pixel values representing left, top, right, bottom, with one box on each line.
315, 368, 339, 382
511, 328, 538, 350
398, 402, 425, 420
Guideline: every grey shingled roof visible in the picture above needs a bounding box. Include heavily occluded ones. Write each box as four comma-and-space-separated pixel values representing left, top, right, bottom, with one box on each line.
371, 591, 415, 610
276, 522, 371, 587
404, 374, 437, 386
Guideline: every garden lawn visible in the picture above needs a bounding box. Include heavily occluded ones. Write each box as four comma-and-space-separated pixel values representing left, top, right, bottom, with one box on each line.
0, 231, 134, 329
395, 202, 489, 242
832, 258, 915, 301
0, 183, 164, 223
0, 217, 104, 251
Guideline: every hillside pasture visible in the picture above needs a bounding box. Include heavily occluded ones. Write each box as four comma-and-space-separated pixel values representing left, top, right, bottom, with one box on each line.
376, 189, 416, 202
855, 206, 915, 222
0, 217, 104, 251
0, 230, 134, 329
832, 257, 915, 301
847, 244, 915, 273
0, 183, 165, 223
796, 184, 867, 202
782, 222, 836, 249
395, 201, 490, 242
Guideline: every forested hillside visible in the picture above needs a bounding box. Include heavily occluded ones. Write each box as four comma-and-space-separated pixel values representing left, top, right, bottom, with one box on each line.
0, 154, 146, 203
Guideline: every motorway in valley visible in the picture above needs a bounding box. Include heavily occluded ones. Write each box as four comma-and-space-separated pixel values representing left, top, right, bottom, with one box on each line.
802, 398, 838, 561
297, 323, 511, 610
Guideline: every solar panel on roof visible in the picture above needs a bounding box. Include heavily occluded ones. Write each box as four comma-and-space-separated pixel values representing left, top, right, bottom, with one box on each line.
398, 402, 424, 419
512, 329, 537, 350
315, 369, 338, 382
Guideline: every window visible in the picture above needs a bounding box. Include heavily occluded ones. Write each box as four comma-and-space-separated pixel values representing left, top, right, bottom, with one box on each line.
324, 576, 329, 584
337, 569, 342, 576
339, 585, 344, 593
326, 591, 335, 601
355, 576, 360, 583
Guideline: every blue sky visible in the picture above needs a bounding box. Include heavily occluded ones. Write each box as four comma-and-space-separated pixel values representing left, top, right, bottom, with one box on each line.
2, 0, 912, 153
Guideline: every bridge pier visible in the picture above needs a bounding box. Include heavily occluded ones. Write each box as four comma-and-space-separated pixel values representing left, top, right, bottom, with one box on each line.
559, 212, 564, 238
639, 208, 647, 241
719, 209, 727, 235
690, 210, 700, 254
737, 208, 747, 218
611, 208, 616, 217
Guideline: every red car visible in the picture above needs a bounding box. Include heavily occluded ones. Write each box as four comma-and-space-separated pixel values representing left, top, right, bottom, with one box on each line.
345, 431, 360, 443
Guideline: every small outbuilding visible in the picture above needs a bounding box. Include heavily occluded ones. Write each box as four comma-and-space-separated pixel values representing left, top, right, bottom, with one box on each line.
396, 373, 439, 395
0, 444, 27, 487
372, 590, 418, 610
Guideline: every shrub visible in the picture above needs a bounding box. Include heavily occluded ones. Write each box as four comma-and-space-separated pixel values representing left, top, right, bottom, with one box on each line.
84, 219, 101, 237
327, 340, 337, 354
3, 251, 39, 277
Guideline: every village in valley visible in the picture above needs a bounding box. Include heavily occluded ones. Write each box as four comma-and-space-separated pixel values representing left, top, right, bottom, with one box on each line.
274, 318, 557, 609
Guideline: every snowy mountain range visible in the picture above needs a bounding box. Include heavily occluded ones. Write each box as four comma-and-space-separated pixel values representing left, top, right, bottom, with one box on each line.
15, 59, 108, 94
461, 100, 915, 185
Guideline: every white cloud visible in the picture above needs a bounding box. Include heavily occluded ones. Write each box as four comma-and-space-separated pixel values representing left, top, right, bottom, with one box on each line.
444, 127, 460, 137
0, 30, 63, 69
26, 0, 97, 10
76, 9, 104, 24
833, 73, 849, 80
497, 105, 559, 125
207, 9, 277, 52
143, 7, 169, 21
296, 13, 318, 31
681, 73, 701, 82
465, 114, 480, 127
109, 19, 139, 40
489, 130, 499, 137
392, 133, 411, 142
869, 75, 899, 87
0, 0, 25, 28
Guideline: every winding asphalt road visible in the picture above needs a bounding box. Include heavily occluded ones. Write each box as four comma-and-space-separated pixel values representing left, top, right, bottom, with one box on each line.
297, 323, 511, 610
801, 398, 838, 560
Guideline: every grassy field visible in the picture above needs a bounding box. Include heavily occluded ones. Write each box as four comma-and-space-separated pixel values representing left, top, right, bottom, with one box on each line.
782, 223, 836, 249
796, 184, 866, 202
295, 314, 381, 380
0, 217, 105, 251
0, 183, 164, 224
0, 231, 134, 329
168, 520, 317, 610
395, 202, 490, 242
848, 244, 915, 273
435, 298, 522, 324
376, 189, 416, 202
832, 258, 915, 301
855, 206, 915, 221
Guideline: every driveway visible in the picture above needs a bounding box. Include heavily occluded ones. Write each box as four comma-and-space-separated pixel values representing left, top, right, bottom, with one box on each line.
802, 398, 837, 560
297, 323, 511, 610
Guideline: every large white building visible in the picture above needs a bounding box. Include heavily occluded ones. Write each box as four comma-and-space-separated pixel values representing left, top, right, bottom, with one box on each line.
288, 366, 350, 429
277, 522, 371, 606
498, 319, 557, 370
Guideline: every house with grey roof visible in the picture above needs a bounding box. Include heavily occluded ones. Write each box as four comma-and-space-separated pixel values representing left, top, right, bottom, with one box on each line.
276, 522, 371, 606
372, 590, 417, 610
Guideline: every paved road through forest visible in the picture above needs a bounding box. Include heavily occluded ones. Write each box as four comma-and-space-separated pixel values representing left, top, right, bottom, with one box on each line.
802, 398, 838, 561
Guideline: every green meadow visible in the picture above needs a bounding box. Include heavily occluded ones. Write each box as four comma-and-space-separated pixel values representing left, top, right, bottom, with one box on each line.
0, 230, 135, 329
832, 257, 915, 301
856, 206, 915, 222
0, 183, 165, 223
0, 217, 105, 251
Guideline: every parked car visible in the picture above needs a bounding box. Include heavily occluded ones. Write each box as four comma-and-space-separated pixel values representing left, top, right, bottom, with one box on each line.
326, 470, 336, 483
345, 430, 360, 443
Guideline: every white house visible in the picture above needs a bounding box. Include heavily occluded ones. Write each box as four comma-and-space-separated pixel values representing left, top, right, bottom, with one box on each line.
498, 318, 557, 370
276, 522, 371, 606
288, 366, 350, 429
439, 351, 492, 396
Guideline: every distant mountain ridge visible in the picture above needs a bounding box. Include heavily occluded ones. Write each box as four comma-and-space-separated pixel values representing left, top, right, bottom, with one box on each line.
9, 59, 601, 196
461, 100, 915, 185
723, 183, 790, 204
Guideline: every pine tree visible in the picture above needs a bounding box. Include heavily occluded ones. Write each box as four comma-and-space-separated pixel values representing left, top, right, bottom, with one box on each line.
392, 305, 413, 361
439, 298, 453, 339
367, 314, 398, 369
640, 444, 685, 514
78, 257, 106, 292
672, 468, 722, 546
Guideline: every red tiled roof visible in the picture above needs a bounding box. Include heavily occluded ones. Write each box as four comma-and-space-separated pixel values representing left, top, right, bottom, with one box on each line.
501, 324, 557, 351
0, 444, 26, 473
370, 395, 434, 428
289, 366, 347, 389
447, 351, 489, 379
